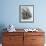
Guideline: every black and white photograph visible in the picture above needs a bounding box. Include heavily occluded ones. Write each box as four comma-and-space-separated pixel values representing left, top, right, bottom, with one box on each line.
19, 5, 34, 23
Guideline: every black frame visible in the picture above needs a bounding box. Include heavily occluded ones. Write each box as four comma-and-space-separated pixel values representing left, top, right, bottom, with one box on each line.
19, 5, 34, 23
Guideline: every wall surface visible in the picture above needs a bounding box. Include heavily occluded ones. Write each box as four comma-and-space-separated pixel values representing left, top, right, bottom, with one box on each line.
0, 0, 46, 43
0, 0, 46, 29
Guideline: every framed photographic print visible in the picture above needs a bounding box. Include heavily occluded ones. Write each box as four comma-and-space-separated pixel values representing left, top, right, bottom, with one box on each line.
19, 5, 34, 23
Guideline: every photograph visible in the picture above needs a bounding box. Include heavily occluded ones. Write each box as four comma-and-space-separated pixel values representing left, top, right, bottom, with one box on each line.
19, 5, 34, 23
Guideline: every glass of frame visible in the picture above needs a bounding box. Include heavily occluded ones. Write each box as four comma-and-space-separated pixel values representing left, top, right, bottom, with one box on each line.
19, 5, 34, 23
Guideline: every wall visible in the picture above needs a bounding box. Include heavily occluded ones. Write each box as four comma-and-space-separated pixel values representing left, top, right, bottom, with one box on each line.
0, 0, 46, 43
0, 0, 46, 29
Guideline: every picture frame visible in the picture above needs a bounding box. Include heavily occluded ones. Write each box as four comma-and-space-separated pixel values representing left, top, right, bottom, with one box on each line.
19, 5, 34, 23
